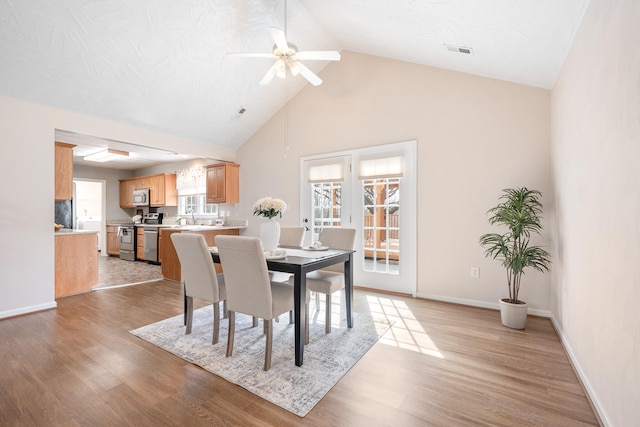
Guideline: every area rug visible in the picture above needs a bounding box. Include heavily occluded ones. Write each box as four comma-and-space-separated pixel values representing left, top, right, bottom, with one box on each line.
130, 307, 391, 417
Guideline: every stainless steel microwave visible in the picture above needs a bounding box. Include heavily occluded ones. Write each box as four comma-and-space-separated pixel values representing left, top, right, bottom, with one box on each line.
133, 188, 150, 206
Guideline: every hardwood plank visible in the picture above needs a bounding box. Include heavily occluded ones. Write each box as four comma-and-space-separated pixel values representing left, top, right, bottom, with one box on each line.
0, 280, 600, 426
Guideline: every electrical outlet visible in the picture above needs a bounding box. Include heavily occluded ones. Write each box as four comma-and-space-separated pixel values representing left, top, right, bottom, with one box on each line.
470, 267, 480, 278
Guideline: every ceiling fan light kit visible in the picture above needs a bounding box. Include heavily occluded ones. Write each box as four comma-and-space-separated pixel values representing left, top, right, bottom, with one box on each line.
227, 0, 340, 87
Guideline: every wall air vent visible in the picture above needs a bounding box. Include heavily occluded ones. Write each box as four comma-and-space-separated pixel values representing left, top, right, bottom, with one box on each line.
445, 44, 473, 55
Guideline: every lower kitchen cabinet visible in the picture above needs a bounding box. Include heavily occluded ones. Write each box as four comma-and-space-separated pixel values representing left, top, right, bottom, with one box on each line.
136, 227, 145, 260
55, 232, 98, 298
160, 228, 240, 281
106, 225, 120, 256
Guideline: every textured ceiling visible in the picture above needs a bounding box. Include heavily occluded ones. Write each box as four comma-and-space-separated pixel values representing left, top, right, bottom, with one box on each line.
0, 0, 589, 157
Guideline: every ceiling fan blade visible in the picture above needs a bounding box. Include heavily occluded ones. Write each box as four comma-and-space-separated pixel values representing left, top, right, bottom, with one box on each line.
259, 62, 278, 85
226, 52, 277, 59
295, 61, 322, 86
269, 27, 289, 51
296, 51, 341, 61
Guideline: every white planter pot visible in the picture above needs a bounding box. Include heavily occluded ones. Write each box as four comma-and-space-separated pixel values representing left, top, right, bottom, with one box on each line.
499, 299, 528, 329
259, 218, 280, 251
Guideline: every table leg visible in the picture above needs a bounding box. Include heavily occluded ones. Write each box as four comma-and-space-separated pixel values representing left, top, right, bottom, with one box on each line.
293, 269, 306, 366
345, 254, 353, 328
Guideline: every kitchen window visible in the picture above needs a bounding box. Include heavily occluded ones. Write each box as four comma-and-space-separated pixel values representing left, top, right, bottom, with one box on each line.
176, 166, 217, 217
178, 195, 218, 216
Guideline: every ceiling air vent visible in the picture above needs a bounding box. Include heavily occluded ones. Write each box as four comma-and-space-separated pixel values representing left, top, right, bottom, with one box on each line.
234, 107, 247, 119
445, 44, 473, 55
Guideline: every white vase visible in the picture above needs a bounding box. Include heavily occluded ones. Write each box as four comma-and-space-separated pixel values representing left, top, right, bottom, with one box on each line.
260, 218, 280, 251
499, 298, 528, 329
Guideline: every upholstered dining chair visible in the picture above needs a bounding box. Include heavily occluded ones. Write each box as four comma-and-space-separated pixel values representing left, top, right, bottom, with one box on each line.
215, 235, 297, 371
269, 226, 306, 283
171, 233, 227, 345
279, 226, 305, 247
292, 228, 356, 334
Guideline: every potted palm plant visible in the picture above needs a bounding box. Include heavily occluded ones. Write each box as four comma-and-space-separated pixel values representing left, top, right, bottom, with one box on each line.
479, 187, 551, 329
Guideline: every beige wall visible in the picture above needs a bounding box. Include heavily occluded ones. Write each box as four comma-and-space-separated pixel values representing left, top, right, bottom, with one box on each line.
551, 0, 640, 425
237, 51, 553, 312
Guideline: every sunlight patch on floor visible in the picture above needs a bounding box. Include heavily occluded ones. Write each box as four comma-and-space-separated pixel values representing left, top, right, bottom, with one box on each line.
366, 295, 444, 358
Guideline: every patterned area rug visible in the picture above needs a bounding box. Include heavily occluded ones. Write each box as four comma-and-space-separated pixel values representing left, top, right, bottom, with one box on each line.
130, 307, 391, 417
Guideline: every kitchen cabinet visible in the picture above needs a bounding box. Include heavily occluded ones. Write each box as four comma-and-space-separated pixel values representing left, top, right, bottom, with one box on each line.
136, 227, 145, 260
106, 225, 120, 256
206, 163, 239, 204
55, 232, 98, 298
160, 227, 240, 281
55, 142, 75, 200
119, 180, 136, 208
119, 173, 177, 208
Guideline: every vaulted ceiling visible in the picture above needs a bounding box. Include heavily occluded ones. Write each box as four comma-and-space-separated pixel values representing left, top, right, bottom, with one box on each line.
0, 0, 589, 156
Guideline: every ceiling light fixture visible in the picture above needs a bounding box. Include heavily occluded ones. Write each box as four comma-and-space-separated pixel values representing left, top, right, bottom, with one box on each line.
84, 148, 129, 162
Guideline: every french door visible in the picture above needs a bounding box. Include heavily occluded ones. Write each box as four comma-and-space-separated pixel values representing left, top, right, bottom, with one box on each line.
301, 141, 416, 296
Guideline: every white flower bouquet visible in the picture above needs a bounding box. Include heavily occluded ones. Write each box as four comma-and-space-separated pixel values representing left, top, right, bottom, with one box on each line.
253, 197, 287, 219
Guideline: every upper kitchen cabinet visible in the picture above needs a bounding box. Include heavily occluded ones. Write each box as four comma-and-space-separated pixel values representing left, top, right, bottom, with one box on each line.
119, 173, 177, 208
55, 142, 75, 200
206, 163, 239, 204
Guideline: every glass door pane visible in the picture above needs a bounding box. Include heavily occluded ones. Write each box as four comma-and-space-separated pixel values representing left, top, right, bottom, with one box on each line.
363, 178, 400, 274
311, 182, 342, 243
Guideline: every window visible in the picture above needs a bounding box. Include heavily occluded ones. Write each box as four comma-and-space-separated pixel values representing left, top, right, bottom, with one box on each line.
176, 166, 217, 217
178, 195, 218, 217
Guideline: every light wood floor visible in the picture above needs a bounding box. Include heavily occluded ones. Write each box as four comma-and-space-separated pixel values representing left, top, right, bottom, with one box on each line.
0, 281, 600, 426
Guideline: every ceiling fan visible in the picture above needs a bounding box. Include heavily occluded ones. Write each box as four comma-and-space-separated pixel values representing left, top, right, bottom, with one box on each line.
227, 1, 340, 86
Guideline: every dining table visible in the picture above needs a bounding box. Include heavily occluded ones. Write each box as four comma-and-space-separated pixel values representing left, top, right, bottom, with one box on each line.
209, 246, 355, 367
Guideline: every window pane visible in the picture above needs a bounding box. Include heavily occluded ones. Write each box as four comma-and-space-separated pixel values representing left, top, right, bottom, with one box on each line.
363, 178, 400, 275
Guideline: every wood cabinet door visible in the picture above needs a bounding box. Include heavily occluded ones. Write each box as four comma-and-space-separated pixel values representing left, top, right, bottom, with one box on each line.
206, 165, 225, 203
119, 180, 135, 208
206, 163, 239, 204
136, 228, 145, 260
106, 226, 120, 255
55, 142, 74, 200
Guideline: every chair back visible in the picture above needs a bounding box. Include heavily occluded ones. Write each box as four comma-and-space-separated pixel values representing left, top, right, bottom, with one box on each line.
215, 235, 274, 319
171, 233, 221, 302
279, 226, 305, 247
319, 228, 356, 273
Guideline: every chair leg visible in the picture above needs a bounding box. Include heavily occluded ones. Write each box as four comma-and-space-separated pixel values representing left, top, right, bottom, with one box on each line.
314, 292, 320, 311
289, 310, 293, 324
212, 302, 220, 345
264, 318, 273, 371
325, 293, 332, 334
222, 300, 228, 319
226, 311, 235, 357
185, 296, 194, 334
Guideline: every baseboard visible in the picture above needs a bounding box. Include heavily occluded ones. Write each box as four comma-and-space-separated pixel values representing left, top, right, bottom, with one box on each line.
550, 315, 609, 427
0, 301, 57, 320
416, 293, 551, 318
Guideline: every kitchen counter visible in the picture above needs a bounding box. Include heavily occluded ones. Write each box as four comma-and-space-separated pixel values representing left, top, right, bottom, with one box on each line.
138, 224, 246, 230
55, 229, 100, 235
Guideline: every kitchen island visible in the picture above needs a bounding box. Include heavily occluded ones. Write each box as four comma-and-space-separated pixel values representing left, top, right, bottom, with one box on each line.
159, 225, 245, 281
54, 229, 99, 298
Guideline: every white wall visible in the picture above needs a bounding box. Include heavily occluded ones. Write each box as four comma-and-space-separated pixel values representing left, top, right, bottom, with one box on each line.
237, 52, 553, 312
551, 0, 640, 425
0, 98, 57, 317
0, 95, 235, 318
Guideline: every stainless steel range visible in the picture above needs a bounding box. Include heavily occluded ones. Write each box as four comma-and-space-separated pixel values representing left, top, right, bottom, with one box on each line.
118, 224, 136, 261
